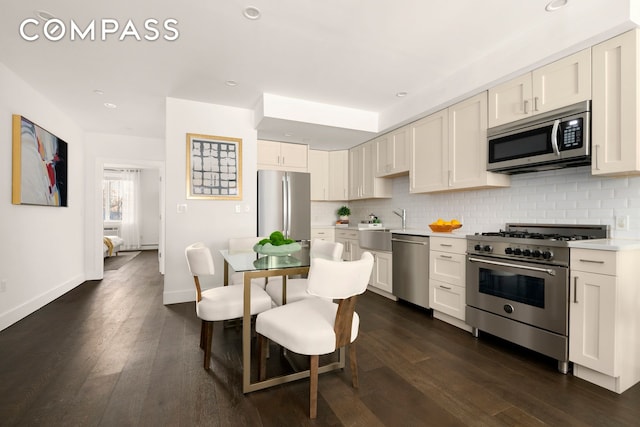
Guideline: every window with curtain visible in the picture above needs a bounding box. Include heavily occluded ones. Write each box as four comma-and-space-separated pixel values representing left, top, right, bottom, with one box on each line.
103, 169, 141, 250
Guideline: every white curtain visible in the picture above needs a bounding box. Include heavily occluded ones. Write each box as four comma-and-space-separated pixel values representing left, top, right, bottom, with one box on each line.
120, 169, 141, 250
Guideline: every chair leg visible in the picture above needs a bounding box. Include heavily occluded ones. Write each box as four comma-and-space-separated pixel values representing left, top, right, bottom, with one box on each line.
199, 319, 206, 350
258, 334, 268, 381
203, 321, 213, 370
349, 343, 359, 388
310, 354, 319, 419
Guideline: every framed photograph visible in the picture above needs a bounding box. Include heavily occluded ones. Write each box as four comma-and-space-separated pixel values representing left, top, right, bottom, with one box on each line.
186, 133, 242, 200
12, 115, 68, 206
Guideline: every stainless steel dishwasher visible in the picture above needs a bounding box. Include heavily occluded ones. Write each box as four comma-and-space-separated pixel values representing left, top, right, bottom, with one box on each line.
391, 234, 430, 309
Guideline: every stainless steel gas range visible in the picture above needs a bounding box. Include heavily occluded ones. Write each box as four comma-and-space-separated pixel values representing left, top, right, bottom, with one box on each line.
465, 223, 609, 374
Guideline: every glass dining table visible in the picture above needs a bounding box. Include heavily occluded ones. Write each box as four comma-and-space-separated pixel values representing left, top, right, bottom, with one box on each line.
220, 247, 346, 393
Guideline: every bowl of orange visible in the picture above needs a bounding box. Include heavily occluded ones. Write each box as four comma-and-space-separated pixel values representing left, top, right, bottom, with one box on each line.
429, 218, 462, 233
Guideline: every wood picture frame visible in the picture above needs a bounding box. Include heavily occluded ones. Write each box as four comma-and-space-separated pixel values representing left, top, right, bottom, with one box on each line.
12, 114, 68, 206
186, 133, 242, 200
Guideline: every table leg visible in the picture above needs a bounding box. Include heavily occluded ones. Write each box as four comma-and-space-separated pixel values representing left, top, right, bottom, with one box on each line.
243, 272, 252, 393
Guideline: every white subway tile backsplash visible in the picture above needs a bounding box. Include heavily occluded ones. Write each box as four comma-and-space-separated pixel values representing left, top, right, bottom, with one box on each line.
323, 170, 640, 239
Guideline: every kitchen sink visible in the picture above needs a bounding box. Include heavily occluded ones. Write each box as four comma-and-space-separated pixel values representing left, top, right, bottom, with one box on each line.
358, 229, 392, 252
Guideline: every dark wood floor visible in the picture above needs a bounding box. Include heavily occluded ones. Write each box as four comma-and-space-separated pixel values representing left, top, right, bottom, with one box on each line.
1, 250, 639, 426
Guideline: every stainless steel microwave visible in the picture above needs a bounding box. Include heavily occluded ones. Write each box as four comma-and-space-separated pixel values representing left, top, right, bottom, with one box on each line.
487, 101, 591, 174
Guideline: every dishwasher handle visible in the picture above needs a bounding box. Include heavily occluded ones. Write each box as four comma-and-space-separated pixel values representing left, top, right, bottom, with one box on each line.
391, 238, 428, 245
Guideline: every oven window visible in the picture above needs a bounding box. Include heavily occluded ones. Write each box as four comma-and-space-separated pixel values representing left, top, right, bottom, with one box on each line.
478, 268, 544, 308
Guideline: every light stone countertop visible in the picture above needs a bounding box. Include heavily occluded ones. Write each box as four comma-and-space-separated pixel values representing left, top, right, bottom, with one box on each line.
568, 238, 640, 251
389, 228, 469, 239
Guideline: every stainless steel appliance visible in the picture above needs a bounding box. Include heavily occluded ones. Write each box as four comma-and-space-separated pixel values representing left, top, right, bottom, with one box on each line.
466, 223, 609, 373
391, 234, 430, 309
257, 170, 310, 241
487, 101, 591, 174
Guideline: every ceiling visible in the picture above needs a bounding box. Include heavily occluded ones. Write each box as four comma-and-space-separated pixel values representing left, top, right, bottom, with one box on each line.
0, 1, 637, 150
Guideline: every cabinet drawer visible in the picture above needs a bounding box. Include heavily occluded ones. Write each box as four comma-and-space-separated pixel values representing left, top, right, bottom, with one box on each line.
311, 228, 335, 241
571, 249, 617, 275
336, 229, 359, 240
430, 279, 465, 320
430, 236, 466, 254
430, 251, 465, 286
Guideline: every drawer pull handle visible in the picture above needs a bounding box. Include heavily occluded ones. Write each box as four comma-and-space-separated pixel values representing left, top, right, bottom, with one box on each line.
579, 259, 605, 264
439, 285, 452, 290
439, 244, 453, 247
573, 276, 578, 303
439, 255, 453, 259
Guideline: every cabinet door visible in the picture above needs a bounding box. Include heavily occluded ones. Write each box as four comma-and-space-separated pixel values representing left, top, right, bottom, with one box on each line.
371, 251, 393, 293
361, 141, 376, 198
488, 74, 532, 127
375, 135, 390, 176
592, 29, 640, 175
349, 146, 363, 199
449, 92, 488, 189
410, 110, 448, 193
309, 150, 328, 201
257, 140, 282, 167
569, 271, 617, 376
280, 143, 308, 171
533, 48, 591, 114
430, 250, 465, 287
391, 127, 410, 174
328, 150, 348, 200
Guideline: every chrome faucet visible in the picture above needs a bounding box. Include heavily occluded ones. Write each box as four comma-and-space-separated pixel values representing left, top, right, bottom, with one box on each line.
393, 208, 406, 230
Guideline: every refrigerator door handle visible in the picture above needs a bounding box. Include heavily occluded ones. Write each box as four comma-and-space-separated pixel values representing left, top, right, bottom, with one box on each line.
281, 175, 288, 236
285, 174, 292, 238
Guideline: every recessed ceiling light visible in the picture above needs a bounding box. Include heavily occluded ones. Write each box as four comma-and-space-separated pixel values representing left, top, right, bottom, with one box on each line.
104, 102, 117, 109
545, 0, 568, 12
243, 6, 261, 20
225, 80, 238, 86
396, 91, 408, 97
35, 10, 55, 21
93, 89, 104, 95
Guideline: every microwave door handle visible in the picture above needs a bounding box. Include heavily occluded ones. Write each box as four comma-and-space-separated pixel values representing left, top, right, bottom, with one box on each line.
551, 119, 561, 156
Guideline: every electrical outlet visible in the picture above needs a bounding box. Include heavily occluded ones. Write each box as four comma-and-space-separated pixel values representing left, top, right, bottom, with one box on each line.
615, 215, 629, 230
235, 205, 241, 213
0, 280, 7, 293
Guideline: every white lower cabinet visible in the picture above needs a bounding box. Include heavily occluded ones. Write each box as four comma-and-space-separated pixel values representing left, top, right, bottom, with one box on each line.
569, 247, 640, 393
428, 236, 470, 331
335, 229, 360, 261
311, 227, 335, 242
370, 251, 393, 294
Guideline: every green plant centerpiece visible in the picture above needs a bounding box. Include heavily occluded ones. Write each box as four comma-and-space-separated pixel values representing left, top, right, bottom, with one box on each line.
337, 206, 351, 217
253, 231, 301, 256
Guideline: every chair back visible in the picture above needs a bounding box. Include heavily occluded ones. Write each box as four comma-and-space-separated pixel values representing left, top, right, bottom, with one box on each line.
309, 239, 344, 261
229, 236, 266, 254
185, 242, 215, 276
306, 252, 374, 299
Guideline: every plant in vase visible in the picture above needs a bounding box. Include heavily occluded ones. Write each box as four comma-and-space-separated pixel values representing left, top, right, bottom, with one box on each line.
337, 206, 351, 224
253, 231, 301, 255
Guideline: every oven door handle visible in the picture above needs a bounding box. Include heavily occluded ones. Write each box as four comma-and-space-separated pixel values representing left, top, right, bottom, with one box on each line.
468, 256, 557, 276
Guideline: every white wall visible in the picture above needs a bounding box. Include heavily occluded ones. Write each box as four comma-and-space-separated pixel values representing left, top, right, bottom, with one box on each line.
0, 63, 85, 331
164, 97, 257, 304
346, 167, 640, 239
83, 132, 164, 279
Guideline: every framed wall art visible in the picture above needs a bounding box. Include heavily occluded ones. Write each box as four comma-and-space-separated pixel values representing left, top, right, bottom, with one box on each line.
12, 115, 68, 207
186, 133, 242, 200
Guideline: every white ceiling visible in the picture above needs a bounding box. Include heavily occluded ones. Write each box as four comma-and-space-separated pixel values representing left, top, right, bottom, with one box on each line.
0, 1, 637, 150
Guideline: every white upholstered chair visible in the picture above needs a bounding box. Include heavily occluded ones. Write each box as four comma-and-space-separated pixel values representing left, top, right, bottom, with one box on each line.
256, 252, 374, 418
229, 236, 267, 288
185, 242, 273, 370
264, 239, 344, 306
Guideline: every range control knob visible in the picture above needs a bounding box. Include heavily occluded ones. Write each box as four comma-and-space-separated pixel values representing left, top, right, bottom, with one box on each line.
483, 245, 493, 253
513, 248, 522, 256
542, 250, 553, 260
474, 244, 482, 251
504, 247, 513, 254
532, 249, 542, 258
523, 249, 532, 257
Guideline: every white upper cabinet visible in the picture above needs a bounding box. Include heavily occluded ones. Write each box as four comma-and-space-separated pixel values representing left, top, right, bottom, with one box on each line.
488, 48, 591, 127
328, 150, 349, 200
349, 141, 391, 200
411, 92, 510, 193
376, 127, 410, 177
592, 29, 640, 176
309, 149, 348, 201
257, 140, 308, 172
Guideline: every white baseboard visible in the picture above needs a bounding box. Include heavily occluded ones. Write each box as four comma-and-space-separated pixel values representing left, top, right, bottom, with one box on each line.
163, 288, 196, 305
0, 274, 85, 332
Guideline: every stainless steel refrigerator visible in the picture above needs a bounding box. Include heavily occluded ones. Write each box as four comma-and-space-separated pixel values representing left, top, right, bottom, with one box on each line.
257, 170, 311, 241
